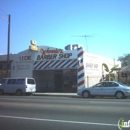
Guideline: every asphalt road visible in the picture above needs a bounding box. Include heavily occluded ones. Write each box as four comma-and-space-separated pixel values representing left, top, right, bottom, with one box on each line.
0, 95, 130, 130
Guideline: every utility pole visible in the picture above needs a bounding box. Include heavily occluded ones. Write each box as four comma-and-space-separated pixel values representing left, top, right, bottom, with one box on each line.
0, 13, 11, 77
7, 14, 11, 77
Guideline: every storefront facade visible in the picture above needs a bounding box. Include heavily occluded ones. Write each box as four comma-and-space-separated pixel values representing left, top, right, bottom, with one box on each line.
0, 41, 121, 93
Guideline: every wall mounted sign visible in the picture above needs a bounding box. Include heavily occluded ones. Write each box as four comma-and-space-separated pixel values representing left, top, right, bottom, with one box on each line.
86, 55, 99, 70
19, 56, 32, 61
17, 64, 30, 70
37, 48, 72, 60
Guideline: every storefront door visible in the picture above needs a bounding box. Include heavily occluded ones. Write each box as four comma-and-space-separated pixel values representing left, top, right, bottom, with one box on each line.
54, 71, 63, 92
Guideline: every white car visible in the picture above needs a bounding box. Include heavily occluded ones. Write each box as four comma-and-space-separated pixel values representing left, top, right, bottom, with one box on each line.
77, 81, 130, 99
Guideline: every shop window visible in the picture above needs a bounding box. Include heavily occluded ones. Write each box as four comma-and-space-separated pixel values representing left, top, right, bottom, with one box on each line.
3, 64, 7, 70
0, 64, 2, 70
63, 69, 77, 92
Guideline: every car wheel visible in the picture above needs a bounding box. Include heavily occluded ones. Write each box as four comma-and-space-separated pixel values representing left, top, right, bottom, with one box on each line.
0, 89, 4, 95
82, 91, 90, 98
115, 91, 124, 99
16, 90, 22, 96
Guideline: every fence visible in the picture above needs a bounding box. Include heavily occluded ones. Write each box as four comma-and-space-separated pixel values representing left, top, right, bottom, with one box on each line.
85, 74, 130, 87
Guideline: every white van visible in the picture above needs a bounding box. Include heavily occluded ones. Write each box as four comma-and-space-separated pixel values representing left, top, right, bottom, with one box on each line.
0, 77, 36, 96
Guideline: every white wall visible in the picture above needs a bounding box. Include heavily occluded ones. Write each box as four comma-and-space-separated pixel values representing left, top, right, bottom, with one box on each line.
83, 52, 121, 87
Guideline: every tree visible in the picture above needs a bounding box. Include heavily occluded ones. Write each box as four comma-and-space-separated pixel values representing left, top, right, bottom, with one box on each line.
118, 53, 130, 67
102, 63, 119, 81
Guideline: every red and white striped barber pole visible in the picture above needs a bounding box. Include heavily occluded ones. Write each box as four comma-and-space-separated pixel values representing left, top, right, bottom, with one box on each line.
77, 47, 85, 90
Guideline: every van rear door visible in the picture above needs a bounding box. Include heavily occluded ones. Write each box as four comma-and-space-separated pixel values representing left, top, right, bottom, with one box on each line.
26, 78, 36, 93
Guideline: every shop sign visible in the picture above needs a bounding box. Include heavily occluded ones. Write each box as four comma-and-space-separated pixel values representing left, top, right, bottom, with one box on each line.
86, 63, 98, 69
19, 56, 32, 61
86, 55, 99, 70
29, 45, 38, 51
29, 40, 38, 51
0, 70, 6, 74
37, 48, 72, 60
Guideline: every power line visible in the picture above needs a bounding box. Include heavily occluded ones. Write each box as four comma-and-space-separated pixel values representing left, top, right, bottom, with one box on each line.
0, 8, 7, 15
0, 15, 8, 22
0, 8, 8, 22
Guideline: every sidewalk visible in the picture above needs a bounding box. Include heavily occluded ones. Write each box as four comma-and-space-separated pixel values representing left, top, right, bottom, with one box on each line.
33, 92, 78, 97
33, 93, 130, 99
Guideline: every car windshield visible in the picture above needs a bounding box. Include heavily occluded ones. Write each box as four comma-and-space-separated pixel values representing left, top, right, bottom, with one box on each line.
92, 83, 102, 87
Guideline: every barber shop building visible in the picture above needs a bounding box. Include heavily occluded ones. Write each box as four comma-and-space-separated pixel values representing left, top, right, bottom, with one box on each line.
0, 41, 121, 93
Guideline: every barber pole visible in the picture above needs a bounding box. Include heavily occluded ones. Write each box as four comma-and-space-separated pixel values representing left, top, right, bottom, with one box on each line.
77, 47, 85, 89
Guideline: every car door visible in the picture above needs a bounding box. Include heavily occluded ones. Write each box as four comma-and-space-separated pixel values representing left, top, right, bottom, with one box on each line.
6, 79, 16, 93
90, 82, 105, 95
103, 82, 119, 96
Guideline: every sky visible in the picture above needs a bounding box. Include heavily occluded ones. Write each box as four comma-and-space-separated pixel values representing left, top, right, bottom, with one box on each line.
0, 0, 130, 60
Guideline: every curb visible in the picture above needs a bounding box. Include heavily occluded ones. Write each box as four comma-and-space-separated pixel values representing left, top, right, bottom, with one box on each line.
33, 93, 79, 97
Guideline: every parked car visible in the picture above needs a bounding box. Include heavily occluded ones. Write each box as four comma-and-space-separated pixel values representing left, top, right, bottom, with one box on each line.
77, 81, 130, 99
0, 77, 36, 96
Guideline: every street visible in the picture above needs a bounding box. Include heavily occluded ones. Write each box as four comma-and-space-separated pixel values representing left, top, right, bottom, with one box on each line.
0, 95, 130, 130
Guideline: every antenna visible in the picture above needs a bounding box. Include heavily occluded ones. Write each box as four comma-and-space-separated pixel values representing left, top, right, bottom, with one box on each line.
72, 35, 94, 52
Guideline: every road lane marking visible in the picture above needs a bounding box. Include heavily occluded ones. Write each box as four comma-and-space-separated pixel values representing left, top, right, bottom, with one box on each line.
0, 115, 117, 127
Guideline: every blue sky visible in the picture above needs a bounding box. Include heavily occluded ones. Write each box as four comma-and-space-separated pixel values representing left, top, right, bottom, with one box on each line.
0, 0, 130, 60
